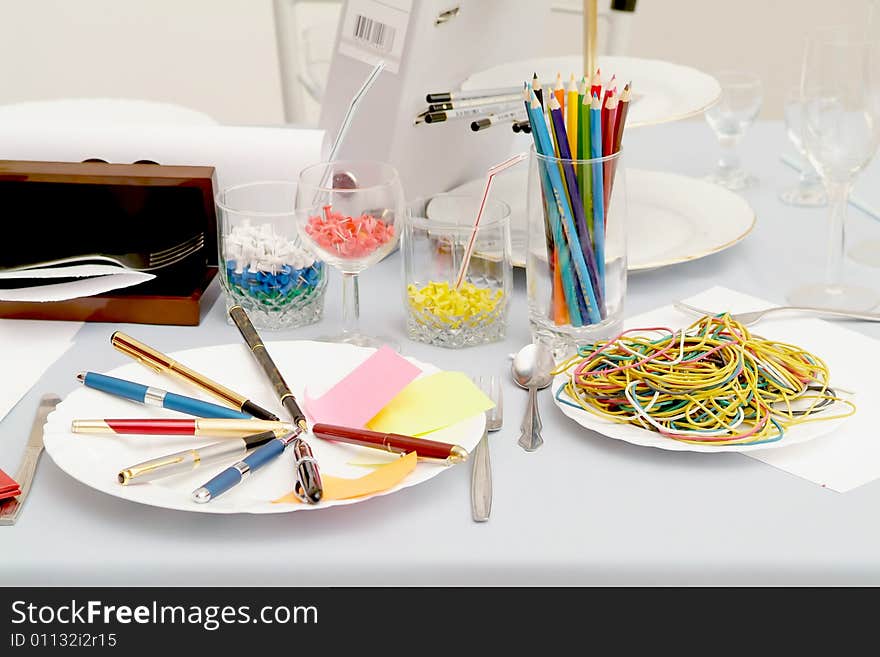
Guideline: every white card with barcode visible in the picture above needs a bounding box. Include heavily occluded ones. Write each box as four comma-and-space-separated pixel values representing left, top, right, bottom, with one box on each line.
337, 0, 412, 74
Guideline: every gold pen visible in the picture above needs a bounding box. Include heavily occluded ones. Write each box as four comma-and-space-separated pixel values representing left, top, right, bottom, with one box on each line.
110, 331, 279, 421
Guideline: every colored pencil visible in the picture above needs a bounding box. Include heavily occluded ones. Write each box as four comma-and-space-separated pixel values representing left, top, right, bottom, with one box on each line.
578, 85, 593, 242
548, 94, 603, 311
532, 73, 543, 108
590, 68, 602, 98
566, 75, 579, 156
589, 93, 606, 298
524, 84, 573, 326
539, 93, 600, 322
602, 93, 620, 209
553, 73, 565, 119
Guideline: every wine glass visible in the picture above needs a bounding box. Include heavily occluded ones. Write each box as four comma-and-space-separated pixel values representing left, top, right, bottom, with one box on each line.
788, 25, 880, 310
780, 86, 827, 206
704, 72, 763, 190
295, 160, 403, 347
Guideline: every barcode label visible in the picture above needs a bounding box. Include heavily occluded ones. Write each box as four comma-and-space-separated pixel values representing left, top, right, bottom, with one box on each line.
353, 14, 395, 52
338, 0, 411, 74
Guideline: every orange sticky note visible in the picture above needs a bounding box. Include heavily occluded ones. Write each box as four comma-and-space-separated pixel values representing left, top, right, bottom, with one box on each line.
273, 451, 418, 504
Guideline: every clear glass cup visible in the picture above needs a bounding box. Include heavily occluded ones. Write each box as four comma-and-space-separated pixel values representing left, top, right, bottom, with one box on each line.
403, 195, 512, 348
526, 146, 627, 358
780, 86, 827, 206
788, 25, 880, 310
704, 71, 763, 191
295, 160, 403, 347
215, 181, 327, 330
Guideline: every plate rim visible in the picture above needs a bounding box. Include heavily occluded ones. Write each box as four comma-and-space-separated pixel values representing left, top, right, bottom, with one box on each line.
461, 54, 722, 129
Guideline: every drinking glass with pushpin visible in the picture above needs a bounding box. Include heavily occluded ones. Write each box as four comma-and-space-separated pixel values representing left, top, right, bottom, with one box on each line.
295, 160, 404, 347
216, 181, 327, 330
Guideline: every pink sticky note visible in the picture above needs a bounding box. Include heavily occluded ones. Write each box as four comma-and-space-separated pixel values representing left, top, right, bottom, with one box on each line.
303, 345, 421, 428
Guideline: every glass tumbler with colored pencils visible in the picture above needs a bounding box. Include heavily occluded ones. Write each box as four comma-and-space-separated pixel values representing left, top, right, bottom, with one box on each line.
526, 147, 627, 355
403, 194, 512, 348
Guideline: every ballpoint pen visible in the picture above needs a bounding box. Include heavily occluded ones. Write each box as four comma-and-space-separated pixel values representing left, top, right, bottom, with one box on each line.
71, 418, 293, 438
228, 305, 322, 504
192, 432, 317, 503
77, 371, 252, 419
110, 331, 279, 421
118, 430, 277, 485
311, 423, 468, 464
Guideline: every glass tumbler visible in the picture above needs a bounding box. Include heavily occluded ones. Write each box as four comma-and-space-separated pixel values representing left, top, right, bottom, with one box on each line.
526, 146, 627, 357
404, 195, 512, 348
216, 181, 326, 330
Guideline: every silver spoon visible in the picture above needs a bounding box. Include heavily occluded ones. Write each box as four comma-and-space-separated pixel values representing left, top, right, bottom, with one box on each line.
511, 343, 555, 452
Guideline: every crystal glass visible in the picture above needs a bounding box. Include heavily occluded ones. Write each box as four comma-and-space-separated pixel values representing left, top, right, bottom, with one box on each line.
788, 26, 880, 310
295, 160, 403, 347
704, 71, 763, 190
216, 181, 326, 330
404, 195, 512, 348
780, 86, 827, 206
526, 147, 627, 358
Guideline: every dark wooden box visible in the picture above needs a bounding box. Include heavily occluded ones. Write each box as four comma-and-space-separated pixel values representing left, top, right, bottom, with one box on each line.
0, 159, 219, 325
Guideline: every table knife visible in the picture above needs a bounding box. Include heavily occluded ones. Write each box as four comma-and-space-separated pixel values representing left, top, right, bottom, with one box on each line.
0, 393, 61, 526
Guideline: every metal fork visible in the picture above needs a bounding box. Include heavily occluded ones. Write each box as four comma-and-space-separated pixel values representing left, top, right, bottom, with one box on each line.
674, 301, 880, 327
471, 375, 502, 522
1, 232, 205, 273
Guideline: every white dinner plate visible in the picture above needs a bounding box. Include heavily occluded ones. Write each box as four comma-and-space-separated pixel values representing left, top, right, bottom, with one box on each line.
461, 55, 721, 128
450, 168, 756, 271
43, 341, 484, 514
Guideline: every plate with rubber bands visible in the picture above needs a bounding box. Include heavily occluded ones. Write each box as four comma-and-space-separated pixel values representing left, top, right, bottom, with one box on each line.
551, 303, 856, 453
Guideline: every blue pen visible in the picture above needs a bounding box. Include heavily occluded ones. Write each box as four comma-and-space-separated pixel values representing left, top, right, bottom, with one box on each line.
191, 432, 321, 504
77, 371, 252, 419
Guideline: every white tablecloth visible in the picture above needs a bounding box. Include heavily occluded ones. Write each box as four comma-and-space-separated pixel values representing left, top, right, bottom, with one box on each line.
2, 120, 880, 585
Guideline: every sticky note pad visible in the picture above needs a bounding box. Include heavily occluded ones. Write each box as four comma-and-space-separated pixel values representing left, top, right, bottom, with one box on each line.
303, 345, 421, 428
367, 371, 494, 436
274, 451, 417, 503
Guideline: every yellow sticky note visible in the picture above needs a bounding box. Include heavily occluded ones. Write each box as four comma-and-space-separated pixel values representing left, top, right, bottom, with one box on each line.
366, 371, 494, 436
273, 452, 418, 504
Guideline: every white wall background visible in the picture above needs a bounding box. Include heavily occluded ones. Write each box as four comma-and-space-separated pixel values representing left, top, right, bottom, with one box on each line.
0, 0, 875, 125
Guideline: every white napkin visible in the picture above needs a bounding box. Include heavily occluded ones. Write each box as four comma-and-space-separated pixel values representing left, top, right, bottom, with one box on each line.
0, 319, 82, 423
632, 286, 878, 492
0, 264, 155, 302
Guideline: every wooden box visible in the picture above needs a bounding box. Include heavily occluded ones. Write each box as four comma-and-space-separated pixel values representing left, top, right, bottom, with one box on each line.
0, 159, 219, 326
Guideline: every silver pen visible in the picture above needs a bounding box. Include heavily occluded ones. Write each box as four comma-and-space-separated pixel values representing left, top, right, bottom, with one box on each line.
117, 430, 277, 485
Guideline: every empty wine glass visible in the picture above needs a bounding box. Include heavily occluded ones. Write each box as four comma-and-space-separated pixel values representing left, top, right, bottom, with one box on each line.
704, 72, 763, 190
295, 160, 404, 347
780, 86, 827, 206
788, 25, 880, 310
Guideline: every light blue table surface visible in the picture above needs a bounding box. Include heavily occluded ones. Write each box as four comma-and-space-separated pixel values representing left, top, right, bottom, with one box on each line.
2, 120, 879, 586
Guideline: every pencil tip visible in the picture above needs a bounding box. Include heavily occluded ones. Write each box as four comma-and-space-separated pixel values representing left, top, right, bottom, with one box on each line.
76, 372, 85, 383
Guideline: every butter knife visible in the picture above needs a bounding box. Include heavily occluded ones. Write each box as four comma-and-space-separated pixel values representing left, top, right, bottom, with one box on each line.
0, 393, 61, 526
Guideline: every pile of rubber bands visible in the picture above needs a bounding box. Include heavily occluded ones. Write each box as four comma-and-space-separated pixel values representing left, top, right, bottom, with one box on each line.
554, 313, 855, 446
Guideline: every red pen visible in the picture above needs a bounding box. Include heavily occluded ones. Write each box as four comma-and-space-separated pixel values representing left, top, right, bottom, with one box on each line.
311, 423, 468, 464
71, 418, 294, 438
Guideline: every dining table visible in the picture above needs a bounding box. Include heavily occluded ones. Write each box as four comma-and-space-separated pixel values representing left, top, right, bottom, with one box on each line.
2, 119, 880, 586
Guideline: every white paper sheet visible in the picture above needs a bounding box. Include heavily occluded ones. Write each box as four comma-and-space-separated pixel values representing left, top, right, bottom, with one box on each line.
0, 123, 325, 192
644, 286, 879, 493
0, 319, 82, 423
0, 265, 155, 302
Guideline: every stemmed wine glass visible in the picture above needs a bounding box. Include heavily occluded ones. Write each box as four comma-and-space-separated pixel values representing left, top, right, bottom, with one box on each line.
788, 25, 880, 310
704, 71, 763, 190
295, 160, 404, 347
780, 86, 827, 206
